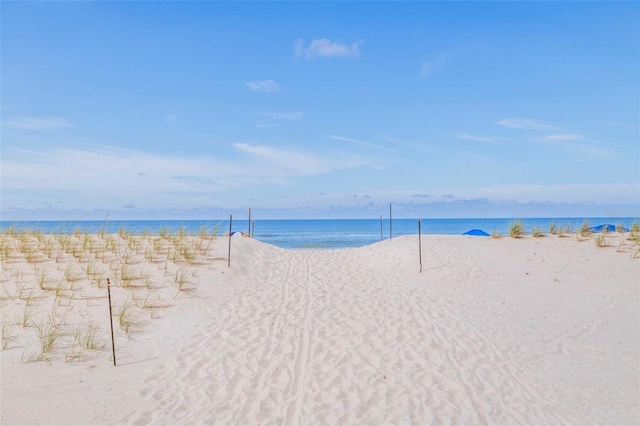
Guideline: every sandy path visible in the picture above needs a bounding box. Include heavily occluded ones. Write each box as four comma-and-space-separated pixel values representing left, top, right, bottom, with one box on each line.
124, 239, 577, 425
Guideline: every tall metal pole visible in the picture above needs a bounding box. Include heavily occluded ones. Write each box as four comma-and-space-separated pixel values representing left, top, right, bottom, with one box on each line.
106, 278, 117, 366
389, 203, 393, 240
380, 213, 383, 241
228, 215, 232, 268
248, 207, 251, 237
418, 218, 423, 273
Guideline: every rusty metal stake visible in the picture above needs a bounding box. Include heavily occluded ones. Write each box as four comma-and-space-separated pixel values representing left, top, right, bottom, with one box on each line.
106, 278, 117, 366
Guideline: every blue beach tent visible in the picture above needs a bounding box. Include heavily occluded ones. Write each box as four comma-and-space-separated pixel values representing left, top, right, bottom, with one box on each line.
590, 224, 627, 233
462, 229, 490, 236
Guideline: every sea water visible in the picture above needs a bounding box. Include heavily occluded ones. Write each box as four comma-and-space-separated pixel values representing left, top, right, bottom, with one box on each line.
1, 217, 637, 249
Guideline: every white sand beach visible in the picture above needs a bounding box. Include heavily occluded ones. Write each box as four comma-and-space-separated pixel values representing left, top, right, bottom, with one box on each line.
1, 231, 639, 425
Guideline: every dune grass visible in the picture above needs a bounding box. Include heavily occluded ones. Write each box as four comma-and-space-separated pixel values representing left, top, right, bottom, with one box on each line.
556, 223, 571, 238
578, 220, 592, 239
509, 220, 525, 238
34, 319, 60, 358
118, 301, 146, 337
595, 233, 608, 248
531, 226, 544, 238
1, 226, 223, 363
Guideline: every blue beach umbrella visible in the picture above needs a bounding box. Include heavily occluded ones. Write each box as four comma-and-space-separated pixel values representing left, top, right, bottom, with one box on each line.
462, 229, 490, 236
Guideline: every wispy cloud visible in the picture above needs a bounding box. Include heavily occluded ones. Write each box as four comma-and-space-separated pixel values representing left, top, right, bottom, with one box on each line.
453, 183, 639, 204
246, 79, 280, 93
295, 38, 362, 59
599, 121, 636, 129
543, 133, 582, 141
421, 54, 449, 79
534, 134, 610, 157
375, 183, 640, 205
328, 135, 391, 151
381, 136, 436, 152
1, 143, 368, 210
256, 112, 303, 128
233, 143, 364, 176
251, 183, 640, 211
455, 133, 500, 144
2, 115, 73, 131
497, 118, 558, 131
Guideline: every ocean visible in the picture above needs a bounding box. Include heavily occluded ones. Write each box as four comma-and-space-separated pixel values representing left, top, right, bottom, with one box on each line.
1, 217, 637, 249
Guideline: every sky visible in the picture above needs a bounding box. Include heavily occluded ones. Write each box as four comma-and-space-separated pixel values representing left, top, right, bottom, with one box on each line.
1, 1, 639, 220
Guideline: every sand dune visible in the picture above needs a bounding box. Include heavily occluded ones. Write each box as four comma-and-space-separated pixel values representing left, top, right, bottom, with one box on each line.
1, 232, 639, 425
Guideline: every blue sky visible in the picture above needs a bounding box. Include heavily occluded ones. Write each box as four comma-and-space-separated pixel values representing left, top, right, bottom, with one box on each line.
1, 1, 639, 220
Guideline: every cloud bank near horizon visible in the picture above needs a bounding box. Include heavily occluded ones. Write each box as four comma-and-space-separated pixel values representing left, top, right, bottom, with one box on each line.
1, 144, 637, 220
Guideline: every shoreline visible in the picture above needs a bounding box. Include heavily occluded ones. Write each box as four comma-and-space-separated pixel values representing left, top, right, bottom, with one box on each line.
1, 216, 638, 250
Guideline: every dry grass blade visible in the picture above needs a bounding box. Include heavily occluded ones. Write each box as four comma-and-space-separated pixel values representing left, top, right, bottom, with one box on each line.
579, 220, 592, 238
509, 220, 525, 238
531, 226, 544, 238
34, 319, 60, 357
118, 301, 145, 336
2, 322, 15, 350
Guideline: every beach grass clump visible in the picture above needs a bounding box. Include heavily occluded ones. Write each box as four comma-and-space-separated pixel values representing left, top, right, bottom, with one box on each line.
549, 223, 557, 235
84, 261, 103, 279
0, 239, 13, 262
118, 301, 141, 336
626, 222, 640, 256
3, 225, 18, 236
557, 223, 571, 237
595, 232, 607, 248
53, 281, 68, 304
173, 268, 194, 293
195, 237, 212, 255
197, 226, 209, 239
178, 245, 196, 264
579, 220, 592, 238
63, 264, 83, 283
531, 226, 544, 238
632, 233, 640, 257
509, 220, 525, 238
34, 319, 60, 358
197, 222, 222, 239
144, 245, 155, 262
615, 222, 626, 233
176, 227, 186, 240
73, 323, 104, 351
24, 245, 45, 264
118, 264, 139, 288
117, 227, 129, 240
159, 227, 169, 239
